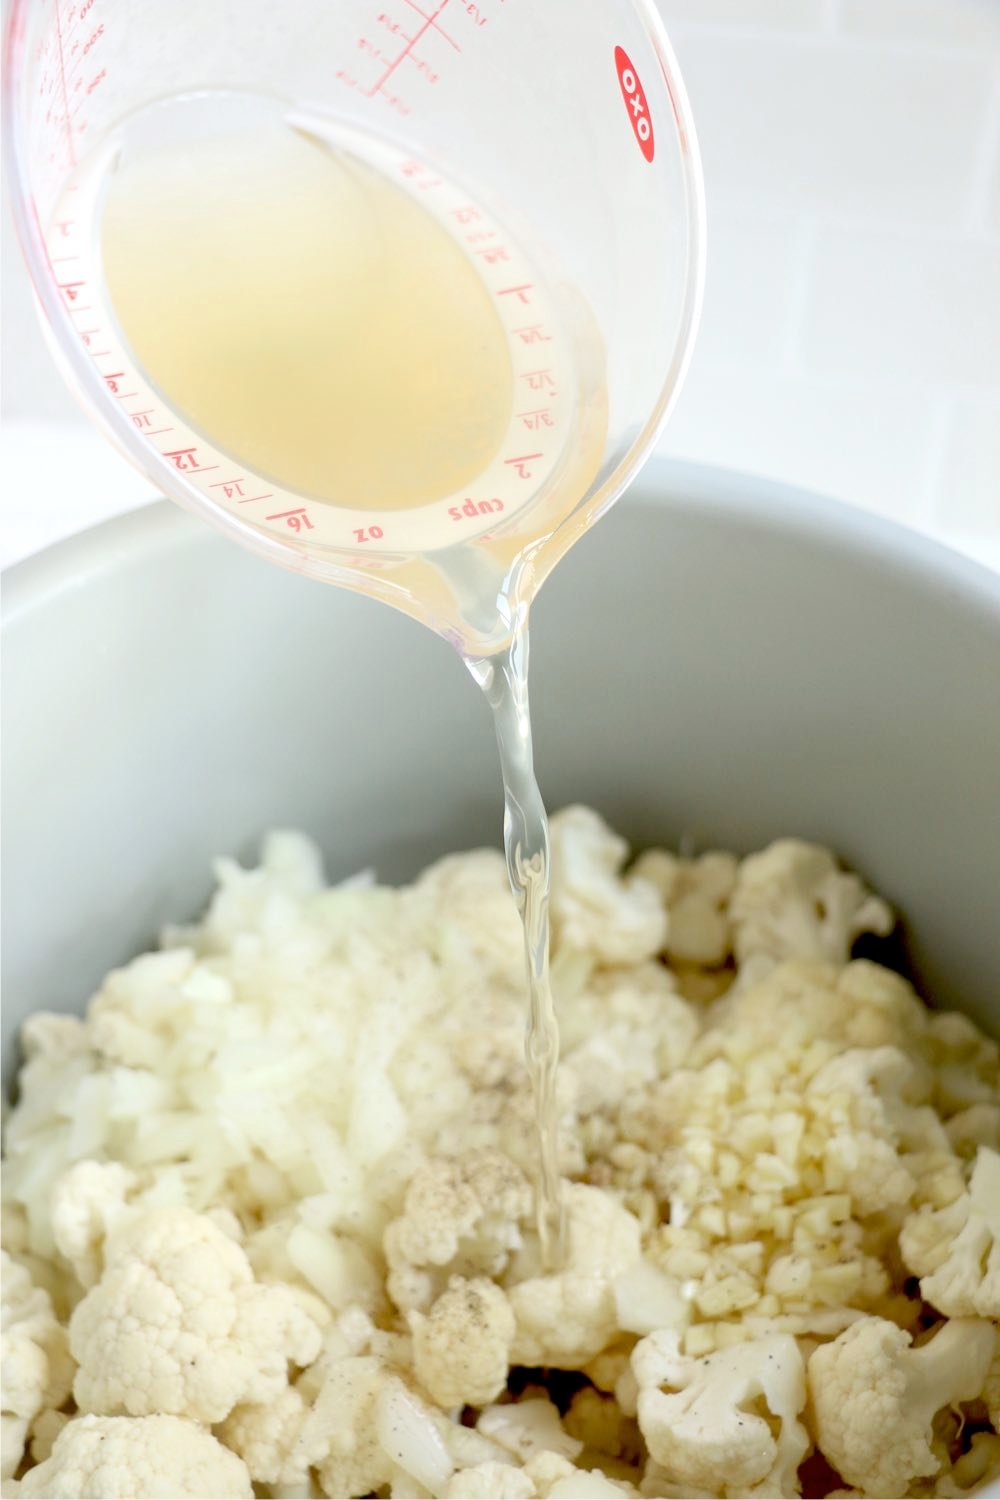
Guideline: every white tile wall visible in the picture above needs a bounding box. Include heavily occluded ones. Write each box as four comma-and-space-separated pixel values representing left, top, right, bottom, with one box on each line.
938, 398, 1000, 530
655, 0, 1000, 569
1, 0, 998, 571
836, 0, 1000, 51
801, 230, 1000, 389
668, 32, 995, 225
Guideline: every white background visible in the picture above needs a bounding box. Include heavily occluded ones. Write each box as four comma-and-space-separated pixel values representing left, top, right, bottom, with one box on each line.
2, 0, 999, 573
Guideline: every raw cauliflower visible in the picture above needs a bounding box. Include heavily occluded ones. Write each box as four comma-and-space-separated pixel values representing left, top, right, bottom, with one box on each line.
900, 1146, 1000, 1317
2, 814, 999, 1500
384, 1150, 533, 1313
16, 1413, 253, 1498
410, 1276, 515, 1407
729, 839, 893, 983
0, 1255, 74, 1481
49, 1162, 135, 1291
548, 807, 666, 966
507, 1184, 643, 1368
632, 1328, 809, 1497
807, 1316, 996, 1498
69, 1207, 321, 1421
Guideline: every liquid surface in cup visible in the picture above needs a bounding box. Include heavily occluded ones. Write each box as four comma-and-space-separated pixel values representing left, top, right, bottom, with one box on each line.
46, 94, 610, 1264
49, 93, 608, 632
101, 121, 515, 513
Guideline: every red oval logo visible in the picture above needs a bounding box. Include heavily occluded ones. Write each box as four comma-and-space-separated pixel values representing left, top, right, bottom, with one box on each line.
614, 46, 654, 164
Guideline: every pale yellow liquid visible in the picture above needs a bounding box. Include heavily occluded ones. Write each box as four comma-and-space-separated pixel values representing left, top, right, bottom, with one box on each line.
94, 108, 591, 1264
101, 124, 514, 510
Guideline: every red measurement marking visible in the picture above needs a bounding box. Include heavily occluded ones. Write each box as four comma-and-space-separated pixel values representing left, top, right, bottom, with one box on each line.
408, 54, 440, 82
497, 284, 533, 304
460, 1, 494, 23
52, 0, 77, 166
368, 0, 452, 97
87, 350, 112, 358
514, 324, 551, 345
376, 13, 409, 39
353, 525, 384, 542
358, 37, 394, 64
163, 447, 216, 472
266, 507, 314, 532
448, 497, 504, 521
504, 453, 543, 479
50, 255, 78, 264
236, 494, 273, 504
614, 46, 654, 164
518, 409, 554, 431
399, 0, 461, 48
64, 26, 104, 85
521, 368, 556, 391
143, 428, 174, 437
130, 411, 153, 429
102, 371, 126, 392
209, 479, 247, 499
59, 280, 85, 299
451, 205, 480, 225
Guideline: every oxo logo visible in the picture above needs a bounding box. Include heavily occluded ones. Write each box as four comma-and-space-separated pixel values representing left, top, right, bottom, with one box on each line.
614, 46, 654, 163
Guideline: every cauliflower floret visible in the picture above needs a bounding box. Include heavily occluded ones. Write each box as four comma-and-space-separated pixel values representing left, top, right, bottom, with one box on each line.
808, 1315, 996, 1498
548, 808, 665, 966
447, 1447, 609, 1499
509, 1185, 642, 1368
544, 1468, 638, 1498
900, 1146, 1000, 1317
68, 1207, 321, 1421
730, 840, 893, 982
806, 1046, 929, 1216
290, 1346, 454, 1499
279, 1310, 454, 1498
414, 848, 524, 973
560, 966, 698, 1118
297, 1352, 395, 1498
215, 1385, 323, 1487
479, 1400, 583, 1463
385, 1150, 533, 1313
445, 1463, 535, 1499
635, 849, 738, 968
1, 1253, 74, 1480
411, 1275, 515, 1407
924, 1011, 1000, 1117
632, 1329, 809, 1498
50, 1160, 138, 1289
17, 1414, 252, 1497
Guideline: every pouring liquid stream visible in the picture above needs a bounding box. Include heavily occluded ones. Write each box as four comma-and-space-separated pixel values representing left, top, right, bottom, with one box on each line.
56, 96, 608, 1264
468, 631, 564, 1267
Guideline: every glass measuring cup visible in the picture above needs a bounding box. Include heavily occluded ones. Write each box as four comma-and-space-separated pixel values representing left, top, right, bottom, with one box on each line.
4, 0, 704, 653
